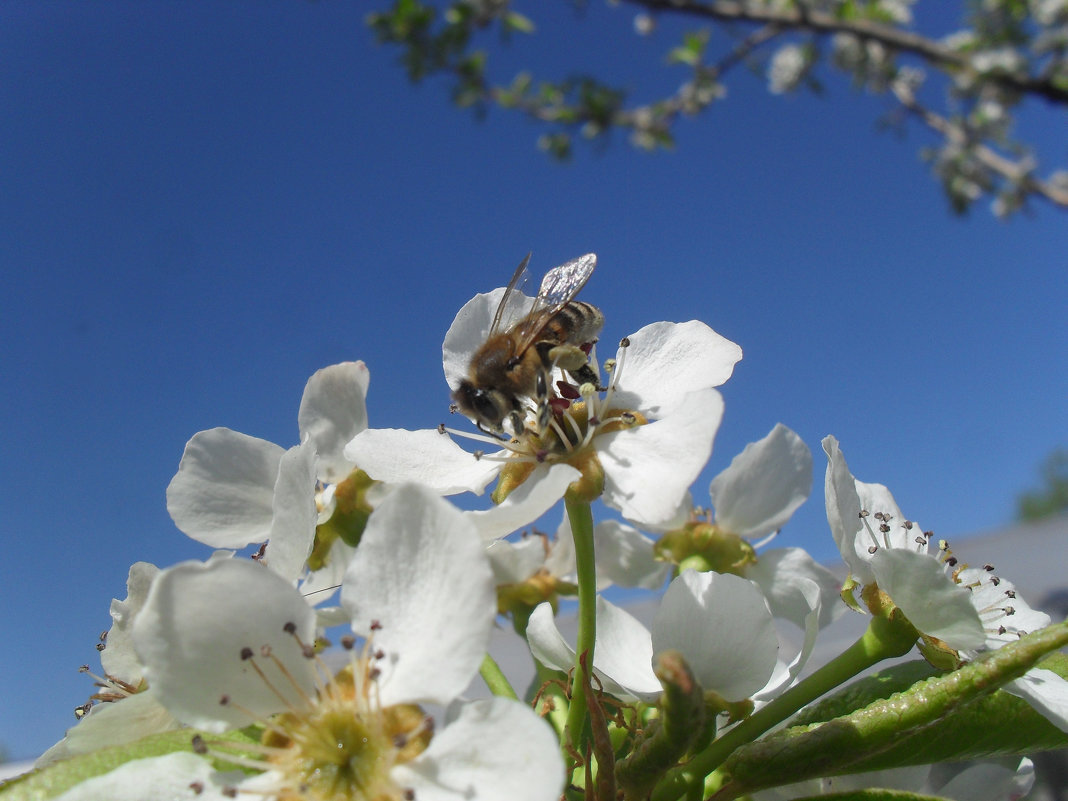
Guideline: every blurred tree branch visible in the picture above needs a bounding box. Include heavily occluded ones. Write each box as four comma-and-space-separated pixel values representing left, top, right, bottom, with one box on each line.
368, 0, 1068, 216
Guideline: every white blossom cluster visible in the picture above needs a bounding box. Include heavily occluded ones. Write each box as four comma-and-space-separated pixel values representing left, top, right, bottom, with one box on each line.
23, 254, 1068, 801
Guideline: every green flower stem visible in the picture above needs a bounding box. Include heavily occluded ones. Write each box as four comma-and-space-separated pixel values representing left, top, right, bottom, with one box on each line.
480, 652, 519, 700
562, 496, 597, 756
651, 614, 919, 801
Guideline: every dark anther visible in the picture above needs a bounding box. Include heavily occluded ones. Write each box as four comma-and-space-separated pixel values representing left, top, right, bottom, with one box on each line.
240, 647, 254, 660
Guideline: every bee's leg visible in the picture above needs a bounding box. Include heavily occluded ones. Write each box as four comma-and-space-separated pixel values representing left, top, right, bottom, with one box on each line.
476, 420, 511, 442
534, 370, 553, 434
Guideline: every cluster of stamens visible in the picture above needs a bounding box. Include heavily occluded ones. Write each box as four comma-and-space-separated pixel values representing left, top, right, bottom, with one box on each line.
187, 621, 428, 800
442, 336, 641, 465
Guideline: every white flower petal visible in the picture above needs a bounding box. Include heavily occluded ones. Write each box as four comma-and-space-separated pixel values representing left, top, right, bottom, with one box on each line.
54, 752, 245, 801
600, 388, 725, 528
592, 520, 668, 590
591, 597, 661, 701
752, 577, 824, 704
746, 547, 844, 630
823, 436, 910, 580
822, 435, 872, 581
392, 698, 564, 801
611, 320, 742, 413
297, 361, 370, 483
344, 428, 501, 495
869, 548, 985, 649
526, 602, 576, 674
1006, 669, 1068, 733
341, 484, 495, 706
957, 567, 1051, 650
36, 690, 180, 767
525, 601, 658, 702
132, 558, 318, 732
262, 440, 319, 583
487, 537, 550, 585
101, 562, 160, 681
710, 423, 812, 539
651, 570, 778, 701
543, 516, 577, 580
936, 757, 1035, 801
464, 463, 579, 541
166, 428, 285, 548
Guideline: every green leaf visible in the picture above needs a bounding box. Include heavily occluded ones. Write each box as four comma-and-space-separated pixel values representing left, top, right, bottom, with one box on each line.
0, 728, 260, 801
717, 621, 1068, 798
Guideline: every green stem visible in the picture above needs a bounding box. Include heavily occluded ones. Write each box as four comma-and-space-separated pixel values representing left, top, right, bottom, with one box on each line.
480, 652, 519, 700
562, 496, 597, 756
651, 614, 919, 801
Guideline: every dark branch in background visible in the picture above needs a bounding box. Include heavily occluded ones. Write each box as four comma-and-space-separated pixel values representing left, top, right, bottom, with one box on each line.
368, 0, 1068, 216
627, 0, 1068, 104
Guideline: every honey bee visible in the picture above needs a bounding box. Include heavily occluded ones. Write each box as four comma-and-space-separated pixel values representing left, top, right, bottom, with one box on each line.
452, 253, 604, 437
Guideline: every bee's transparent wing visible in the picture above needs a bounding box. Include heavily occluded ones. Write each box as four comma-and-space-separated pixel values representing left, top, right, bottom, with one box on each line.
514, 253, 597, 348
489, 252, 533, 336
537, 253, 596, 309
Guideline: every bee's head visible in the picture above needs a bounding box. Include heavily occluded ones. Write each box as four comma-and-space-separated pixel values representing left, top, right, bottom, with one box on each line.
452, 380, 513, 435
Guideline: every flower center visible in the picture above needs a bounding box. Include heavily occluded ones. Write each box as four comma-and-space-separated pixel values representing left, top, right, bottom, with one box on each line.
199, 628, 431, 801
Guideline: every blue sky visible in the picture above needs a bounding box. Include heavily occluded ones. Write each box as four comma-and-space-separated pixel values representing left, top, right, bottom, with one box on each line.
1, 3, 1065, 761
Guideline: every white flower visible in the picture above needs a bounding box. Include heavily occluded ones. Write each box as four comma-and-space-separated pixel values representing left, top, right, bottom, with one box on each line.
128, 483, 564, 801
166, 362, 370, 584
824, 436, 1068, 732
528, 570, 780, 703
348, 283, 742, 530
823, 435, 985, 649
668, 424, 843, 631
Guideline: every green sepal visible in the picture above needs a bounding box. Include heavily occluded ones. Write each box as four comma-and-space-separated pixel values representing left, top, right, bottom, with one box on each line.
0, 727, 261, 801
309, 468, 375, 569
715, 621, 1068, 799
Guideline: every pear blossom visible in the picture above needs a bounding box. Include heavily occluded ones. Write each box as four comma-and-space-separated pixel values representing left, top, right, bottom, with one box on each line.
166, 362, 370, 585
528, 569, 780, 704
823, 435, 986, 650
824, 436, 1068, 731
127, 483, 563, 801
347, 274, 742, 530
661, 424, 842, 630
